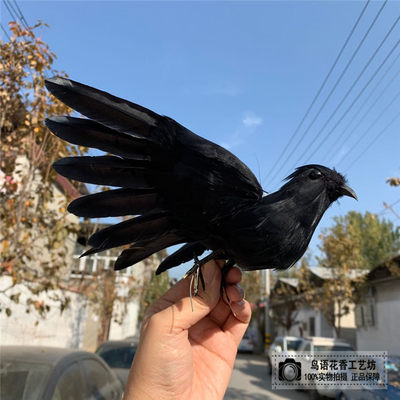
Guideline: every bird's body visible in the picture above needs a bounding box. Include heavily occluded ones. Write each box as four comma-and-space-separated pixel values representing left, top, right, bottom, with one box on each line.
45, 77, 356, 276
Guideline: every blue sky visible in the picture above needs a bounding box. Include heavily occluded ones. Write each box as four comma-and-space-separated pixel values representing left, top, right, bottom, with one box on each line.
2, 1, 399, 278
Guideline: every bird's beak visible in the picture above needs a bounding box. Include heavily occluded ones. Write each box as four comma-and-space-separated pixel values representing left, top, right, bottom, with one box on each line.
340, 184, 357, 200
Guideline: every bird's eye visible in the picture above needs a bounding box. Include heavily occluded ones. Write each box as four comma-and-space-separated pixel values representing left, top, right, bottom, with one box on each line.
309, 169, 322, 180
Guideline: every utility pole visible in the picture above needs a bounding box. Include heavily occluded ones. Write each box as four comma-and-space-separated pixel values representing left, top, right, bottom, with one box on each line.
264, 269, 271, 354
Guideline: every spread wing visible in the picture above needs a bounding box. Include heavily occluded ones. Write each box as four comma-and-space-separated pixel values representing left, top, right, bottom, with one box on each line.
46, 77, 262, 270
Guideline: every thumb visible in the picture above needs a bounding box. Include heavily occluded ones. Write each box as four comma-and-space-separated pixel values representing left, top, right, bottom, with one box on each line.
156, 261, 222, 331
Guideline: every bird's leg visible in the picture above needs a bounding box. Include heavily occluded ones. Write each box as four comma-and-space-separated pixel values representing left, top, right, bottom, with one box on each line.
220, 259, 236, 317
184, 250, 224, 311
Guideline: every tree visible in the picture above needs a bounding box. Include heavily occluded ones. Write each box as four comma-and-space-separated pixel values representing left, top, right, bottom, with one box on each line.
270, 258, 311, 335
297, 211, 400, 335
270, 277, 300, 334
297, 262, 363, 336
387, 176, 400, 187
79, 264, 138, 346
138, 250, 170, 323
0, 21, 87, 317
240, 269, 263, 304
319, 211, 400, 271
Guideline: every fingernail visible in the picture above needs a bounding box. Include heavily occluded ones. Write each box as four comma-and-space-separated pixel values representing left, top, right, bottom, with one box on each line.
236, 299, 245, 308
236, 284, 244, 298
203, 263, 218, 284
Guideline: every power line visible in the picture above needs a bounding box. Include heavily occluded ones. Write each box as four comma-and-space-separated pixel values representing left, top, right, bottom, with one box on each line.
261, 0, 371, 187
339, 87, 400, 167
323, 49, 400, 163
3, 0, 19, 22
2, 0, 29, 30
293, 16, 400, 167
340, 88, 400, 167
12, 0, 29, 29
328, 64, 400, 166
344, 105, 400, 172
265, 0, 387, 188
303, 36, 400, 164
0, 22, 11, 41
377, 199, 400, 216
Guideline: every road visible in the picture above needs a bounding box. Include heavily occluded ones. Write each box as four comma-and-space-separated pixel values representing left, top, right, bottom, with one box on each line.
225, 353, 310, 400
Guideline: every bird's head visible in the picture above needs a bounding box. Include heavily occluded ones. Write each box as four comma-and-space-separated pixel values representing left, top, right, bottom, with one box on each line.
282, 164, 357, 205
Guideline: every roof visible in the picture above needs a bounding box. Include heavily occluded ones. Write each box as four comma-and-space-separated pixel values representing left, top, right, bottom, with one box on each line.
278, 277, 299, 288
308, 266, 368, 280
275, 266, 367, 288
367, 254, 400, 282
0, 346, 93, 366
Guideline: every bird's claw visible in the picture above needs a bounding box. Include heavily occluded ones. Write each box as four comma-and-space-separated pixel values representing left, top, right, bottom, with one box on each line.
185, 255, 206, 312
184, 253, 236, 316
220, 277, 237, 317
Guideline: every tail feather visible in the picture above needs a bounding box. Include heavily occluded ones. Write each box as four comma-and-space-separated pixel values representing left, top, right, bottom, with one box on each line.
53, 156, 151, 188
114, 233, 184, 270
68, 188, 161, 218
85, 212, 170, 255
45, 77, 161, 139
156, 241, 207, 275
46, 116, 151, 159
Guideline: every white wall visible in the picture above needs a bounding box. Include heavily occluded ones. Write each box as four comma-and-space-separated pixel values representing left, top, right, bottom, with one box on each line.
276, 305, 335, 338
0, 277, 87, 348
356, 279, 400, 355
109, 300, 140, 340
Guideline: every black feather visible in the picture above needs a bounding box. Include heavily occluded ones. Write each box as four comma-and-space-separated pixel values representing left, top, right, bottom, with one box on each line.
46, 116, 151, 159
87, 212, 170, 251
68, 188, 161, 218
53, 156, 151, 188
45, 77, 159, 139
156, 242, 207, 275
46, 77, 357, 274
115, 233, 184, 271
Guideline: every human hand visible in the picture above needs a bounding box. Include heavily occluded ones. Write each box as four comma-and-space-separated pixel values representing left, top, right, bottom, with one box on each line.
123, 260, 251, 400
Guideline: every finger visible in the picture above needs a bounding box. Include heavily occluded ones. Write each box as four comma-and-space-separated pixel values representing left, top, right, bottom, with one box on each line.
144, 259, 222, 320
225, 283, 244, 303
154, 261, 222, 331
205, 266, 243, 327
222, 299, 252, 346
207, 281, 244, 328
225, 266, 242, 284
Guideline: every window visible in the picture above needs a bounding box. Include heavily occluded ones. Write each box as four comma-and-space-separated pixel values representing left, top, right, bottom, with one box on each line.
51, 362, 85, 400
302, 342, 311, 351
355, 304, 364, 327
0, 360, 50, 400
309, 317, 315, 336
365, 303, 375, 326
97, 346, 137, 369
355, 303, 375, 327
80, 359, 118, 400
286, 339, 303, 351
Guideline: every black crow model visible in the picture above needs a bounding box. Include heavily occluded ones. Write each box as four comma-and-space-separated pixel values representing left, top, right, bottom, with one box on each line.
45, 77, 357, 294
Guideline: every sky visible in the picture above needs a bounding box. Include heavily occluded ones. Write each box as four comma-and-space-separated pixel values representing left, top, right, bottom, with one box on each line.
2, 1, 399, 279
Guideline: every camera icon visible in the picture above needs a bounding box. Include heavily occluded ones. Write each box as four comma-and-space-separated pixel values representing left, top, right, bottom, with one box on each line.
278, 358, 302, 381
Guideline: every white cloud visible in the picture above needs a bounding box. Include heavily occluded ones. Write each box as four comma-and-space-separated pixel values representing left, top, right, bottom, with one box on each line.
242, 113, 262, 127
219, 112, 263, 150
220, 138, 243, 150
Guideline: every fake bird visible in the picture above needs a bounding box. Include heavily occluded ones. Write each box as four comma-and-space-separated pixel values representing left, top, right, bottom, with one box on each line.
45, 77, 357, 298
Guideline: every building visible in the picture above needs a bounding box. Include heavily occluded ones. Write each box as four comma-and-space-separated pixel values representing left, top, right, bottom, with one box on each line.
355, 256, 400, 355
69, 228, 164, 351
1, 158, 164, 350
270, 266, 367, 348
